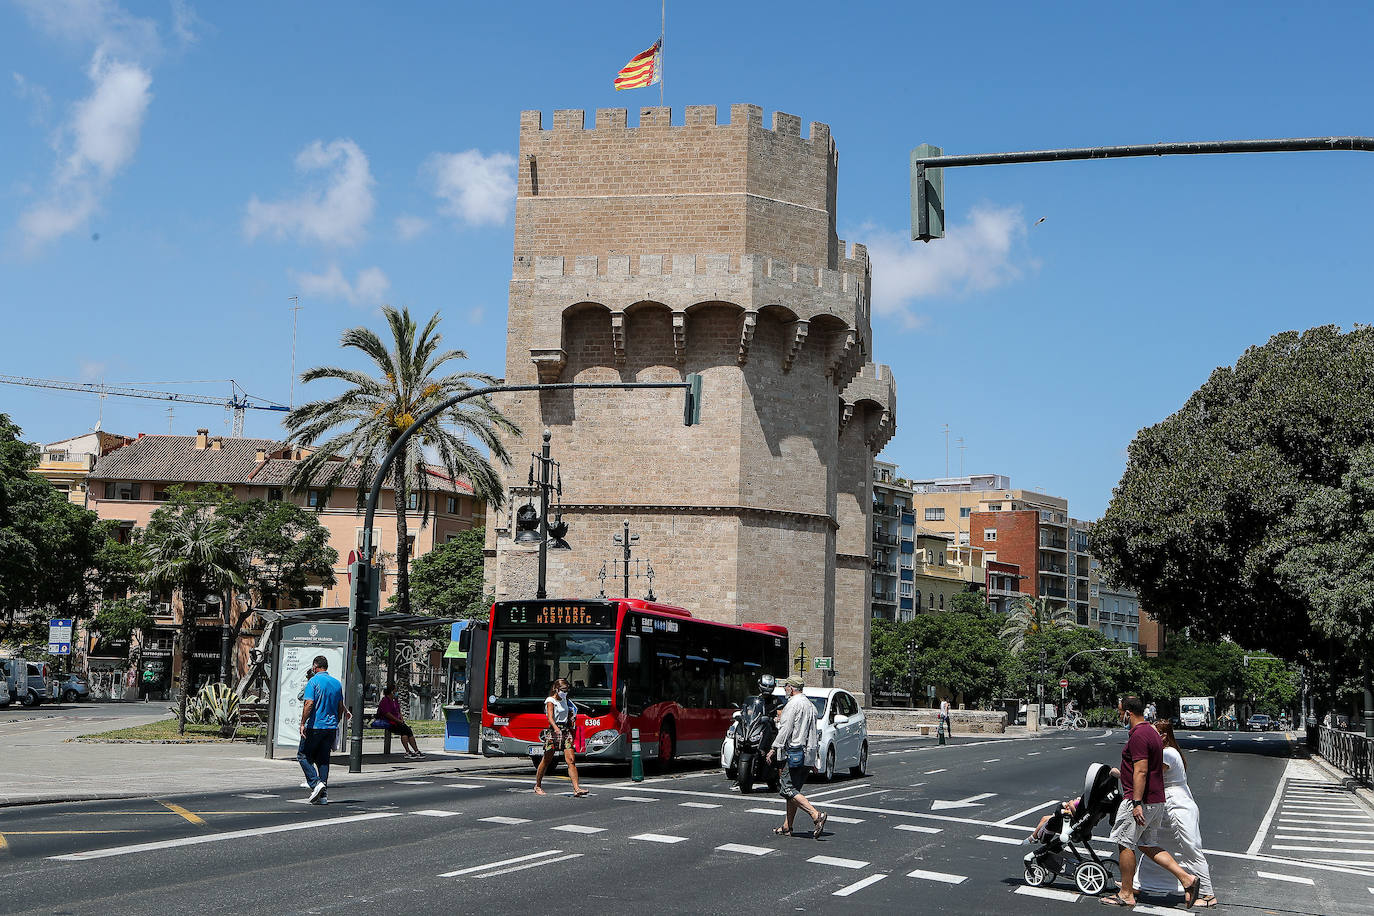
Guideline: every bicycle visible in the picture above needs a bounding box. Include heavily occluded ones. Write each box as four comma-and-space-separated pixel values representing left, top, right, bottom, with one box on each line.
1055, 715, 1087, 730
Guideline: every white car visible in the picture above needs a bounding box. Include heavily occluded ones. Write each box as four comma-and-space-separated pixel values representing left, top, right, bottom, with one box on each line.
721, 686, 868, 782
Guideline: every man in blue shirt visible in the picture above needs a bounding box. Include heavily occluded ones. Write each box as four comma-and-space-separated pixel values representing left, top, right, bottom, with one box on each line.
298, 655, 349, 804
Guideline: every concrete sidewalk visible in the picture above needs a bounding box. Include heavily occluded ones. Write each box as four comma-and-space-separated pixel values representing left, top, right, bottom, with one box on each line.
0, 708, 529, 807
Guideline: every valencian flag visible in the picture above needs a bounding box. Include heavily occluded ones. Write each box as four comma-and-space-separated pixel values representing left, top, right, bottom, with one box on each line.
614, 39, 662, 90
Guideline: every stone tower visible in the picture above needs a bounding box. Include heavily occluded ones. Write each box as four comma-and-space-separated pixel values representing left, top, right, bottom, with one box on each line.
486, 104, 896, 700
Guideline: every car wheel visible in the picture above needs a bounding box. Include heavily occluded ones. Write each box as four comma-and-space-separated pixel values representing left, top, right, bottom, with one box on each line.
20, 690, 38, 707
849, 741, 868, 777
64, 689, 78, 703
823, 746, 836, 782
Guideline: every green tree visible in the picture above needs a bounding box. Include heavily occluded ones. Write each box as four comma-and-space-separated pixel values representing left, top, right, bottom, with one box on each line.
1093, 326, 1374, 717
283, 306, 518, 616
89, 597, 154, 647
395, 527, 490, 619
998, 595, 1077, 654
1011, 627, 1142, 710
141, 507, 244, 734
910, 612, 1013, 707
949, 589, 996, 622
869, 618, 917, 697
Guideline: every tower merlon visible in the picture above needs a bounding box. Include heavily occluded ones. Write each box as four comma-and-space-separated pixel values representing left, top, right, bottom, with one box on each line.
518, 103, 834, 144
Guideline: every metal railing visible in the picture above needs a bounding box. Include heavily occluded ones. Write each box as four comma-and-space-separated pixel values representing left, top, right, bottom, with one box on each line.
1315, 725, 1373, 785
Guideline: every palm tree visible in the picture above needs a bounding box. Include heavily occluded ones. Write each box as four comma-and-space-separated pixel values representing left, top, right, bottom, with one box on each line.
283, 305, 518, 616
999, 595, 1078, 654
142, 508, 243, 734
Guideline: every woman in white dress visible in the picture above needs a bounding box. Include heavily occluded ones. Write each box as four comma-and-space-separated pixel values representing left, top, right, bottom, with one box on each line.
1135, 720, 1219, 907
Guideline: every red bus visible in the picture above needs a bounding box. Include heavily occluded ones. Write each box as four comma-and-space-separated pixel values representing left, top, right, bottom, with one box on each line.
479, 598, 788, 765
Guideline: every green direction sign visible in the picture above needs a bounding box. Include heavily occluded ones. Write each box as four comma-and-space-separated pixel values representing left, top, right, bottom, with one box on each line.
813, 656, 834, 671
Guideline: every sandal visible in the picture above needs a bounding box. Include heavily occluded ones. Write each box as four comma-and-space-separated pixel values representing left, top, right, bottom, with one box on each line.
813, 811, 828, 839
573, 789, 589, 797
772, 826, 791, 836
1194, 896, 1218, 909
1099, 894, 1135, 908
1183, 875, 1200, 909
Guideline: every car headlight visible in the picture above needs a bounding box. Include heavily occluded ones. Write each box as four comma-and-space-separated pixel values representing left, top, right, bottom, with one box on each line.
586, 728, 618, 751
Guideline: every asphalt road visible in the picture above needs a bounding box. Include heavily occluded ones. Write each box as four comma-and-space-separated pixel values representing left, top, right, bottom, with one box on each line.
2, 728, 1371, 915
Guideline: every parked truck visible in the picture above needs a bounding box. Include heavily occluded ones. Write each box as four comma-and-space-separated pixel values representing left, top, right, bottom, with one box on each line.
1179, 696, 1216, 729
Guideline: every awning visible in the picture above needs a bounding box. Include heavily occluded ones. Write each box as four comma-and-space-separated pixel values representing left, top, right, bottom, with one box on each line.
443, 641, 466, 659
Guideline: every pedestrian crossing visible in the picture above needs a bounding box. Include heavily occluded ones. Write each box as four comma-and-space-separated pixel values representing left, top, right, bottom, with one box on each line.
1261, 777, 1374, 868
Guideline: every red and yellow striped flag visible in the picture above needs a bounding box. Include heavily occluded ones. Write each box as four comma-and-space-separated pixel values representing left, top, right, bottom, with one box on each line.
614, 39, 661, 91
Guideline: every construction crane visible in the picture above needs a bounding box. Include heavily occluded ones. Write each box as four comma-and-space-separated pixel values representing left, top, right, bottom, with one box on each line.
0, 375, 290, 437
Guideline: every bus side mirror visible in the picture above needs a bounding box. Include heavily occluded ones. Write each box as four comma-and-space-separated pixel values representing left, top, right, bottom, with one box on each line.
626, 634, 642, 666
458, 628, 472, 653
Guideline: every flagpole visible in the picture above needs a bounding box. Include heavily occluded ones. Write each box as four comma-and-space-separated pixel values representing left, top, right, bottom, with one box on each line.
659, 0, 665, 107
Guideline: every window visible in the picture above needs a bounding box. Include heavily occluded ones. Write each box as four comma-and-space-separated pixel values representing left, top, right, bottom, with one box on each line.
152, 489, 169, 502
104, 481, 140, 500
46, 450, 68, 462
985, 551, 996, 562
984, 528, 997, 542
929, 592, 935, 609
267, 487, 283, 502
913, 590, 921, 609
308, 489, 327, 509
924, 507, 945, 521
406, 492, 419, 510
958, 532, 970, 546
938, 551, 945, 566
446, 496, 458, 514
900, 582, 912, 598
959, 506, 971, 518
355, 528, 381, 549
900, 554, 913, 570
938, 594, 944, 610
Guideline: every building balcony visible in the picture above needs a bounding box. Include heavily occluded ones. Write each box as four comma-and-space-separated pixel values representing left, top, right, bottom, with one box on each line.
1039, 583, 1068, 599
872, 531, 899, 547
872, 503, 899, 518
1039, 536, 1068, 550
1039, 561, 1067, 575
871, 591, 897, 604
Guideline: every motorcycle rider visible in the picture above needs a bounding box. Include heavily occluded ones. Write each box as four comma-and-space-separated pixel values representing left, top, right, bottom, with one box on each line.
732, 674, 783, 793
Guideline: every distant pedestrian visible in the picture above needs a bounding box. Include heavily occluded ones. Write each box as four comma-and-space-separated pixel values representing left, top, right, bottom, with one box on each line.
767, 675, 827, 838
375, 685, 424, 760
1145, 701, 1157, 723
298, 655, 349, 805
1101, 695, 1200, 908
534, 678, 587, 797
1136, 720, 1218, 907
938, 697, 951, 739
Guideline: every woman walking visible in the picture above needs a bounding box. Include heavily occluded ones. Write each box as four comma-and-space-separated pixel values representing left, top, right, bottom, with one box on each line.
1136, 720, 1219, 907
534, 678, 587, 797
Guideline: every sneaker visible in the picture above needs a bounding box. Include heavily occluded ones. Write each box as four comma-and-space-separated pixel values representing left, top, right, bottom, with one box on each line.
300, 781, 311, 788
309, 782, 327, 803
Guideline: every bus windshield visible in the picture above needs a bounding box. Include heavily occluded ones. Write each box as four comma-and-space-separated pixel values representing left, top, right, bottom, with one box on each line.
488, 631, 615, 709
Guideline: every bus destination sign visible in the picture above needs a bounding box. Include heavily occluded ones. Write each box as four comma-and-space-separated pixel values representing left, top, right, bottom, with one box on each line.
496, 601, 617, 629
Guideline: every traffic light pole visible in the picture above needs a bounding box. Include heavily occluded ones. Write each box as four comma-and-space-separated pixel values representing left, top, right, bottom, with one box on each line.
913, 135, 1374, 241
346, 378, 699, 773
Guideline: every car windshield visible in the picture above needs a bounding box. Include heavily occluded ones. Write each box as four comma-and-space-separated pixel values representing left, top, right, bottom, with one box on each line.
488, 631, 615, 710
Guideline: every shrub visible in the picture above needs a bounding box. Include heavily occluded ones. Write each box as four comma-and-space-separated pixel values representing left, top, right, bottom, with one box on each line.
1084, 706, 1122, 728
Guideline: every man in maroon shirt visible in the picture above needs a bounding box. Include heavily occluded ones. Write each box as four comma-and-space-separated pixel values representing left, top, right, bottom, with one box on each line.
1103, 695, 1201, 908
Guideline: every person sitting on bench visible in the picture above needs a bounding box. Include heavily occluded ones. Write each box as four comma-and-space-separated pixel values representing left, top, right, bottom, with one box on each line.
374, 686, 423, 759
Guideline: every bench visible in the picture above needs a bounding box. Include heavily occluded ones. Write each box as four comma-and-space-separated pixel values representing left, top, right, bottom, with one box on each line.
234, 702, 269, 742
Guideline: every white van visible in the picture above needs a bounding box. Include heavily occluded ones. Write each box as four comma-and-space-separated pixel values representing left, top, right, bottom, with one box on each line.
0, 677, 11, 707
1, 659, 53, 707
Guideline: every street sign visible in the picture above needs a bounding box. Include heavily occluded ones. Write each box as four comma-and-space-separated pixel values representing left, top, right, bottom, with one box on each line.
1060, 678, 1069, 689
814, 656, 834, 671
48, 618, 73, 655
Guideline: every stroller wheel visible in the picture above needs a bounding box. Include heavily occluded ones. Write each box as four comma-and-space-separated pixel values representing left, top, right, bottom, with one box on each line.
1024, 863, 1051, 887
1075, 861, 1109, 896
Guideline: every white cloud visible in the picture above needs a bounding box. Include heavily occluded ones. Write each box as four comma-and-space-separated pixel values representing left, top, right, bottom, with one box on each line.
291, 264, 390, 306
394, 214, 430, 241
17, 53, 153, 252
245, 139, 376, 247
170, 0, 201, 46
425, 149, 515, 226
15, 0, 161, 61
863, 205, 1030, 330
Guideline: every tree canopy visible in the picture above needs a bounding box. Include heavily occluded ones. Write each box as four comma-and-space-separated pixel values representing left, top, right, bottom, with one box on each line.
396, 527, 490, 619
1093, 326, 1374, 706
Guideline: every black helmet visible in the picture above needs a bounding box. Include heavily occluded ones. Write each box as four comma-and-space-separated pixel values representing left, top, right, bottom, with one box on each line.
758, 674, 776, 694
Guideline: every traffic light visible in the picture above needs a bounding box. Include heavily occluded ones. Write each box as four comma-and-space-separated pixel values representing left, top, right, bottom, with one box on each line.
683, 373, 703, 426
910, 143, 945, 242
348, 560, 377, 630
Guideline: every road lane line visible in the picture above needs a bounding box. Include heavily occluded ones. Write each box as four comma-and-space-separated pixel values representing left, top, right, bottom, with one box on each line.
479, 853, 582, 878
1248, 775, 1287, 855
615, 796, 657, 803
478, 816, 530, 825
808, 783, 872, 799
680, 802, 720, 809
237, 793, 279, 799
1275, 826, 1374, 835
551, 824, 605, 834
439, 849, 561, 877
895, 824, 941, 834
1271, 843, 1374, 852
717, 843, 771, 856
443, 783, 484, 789
631, 833, 688, 843
925, 769, 946, 774
983, 759, 1000, 763
1014, 886, 1079, 902
1027, 752, 1040, 756
1256, 870, 1314, 885
49, 811, 398, 861
833, 874, 886, 896
158, 802, 206, 826
413, 809, 461, 817
809, 855, 868, 869
395, 780, 432, 785
826, 789, 890, 803
907, 868, 965, 884
1279, 814, 1370, 822
1282, 802, 1361, 811
821, 815, 865, 824
996, 799, 1059, 825
978, 834, 1023, 845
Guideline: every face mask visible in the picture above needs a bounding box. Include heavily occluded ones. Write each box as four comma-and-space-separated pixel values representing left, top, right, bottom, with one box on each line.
558, 690, 568, 700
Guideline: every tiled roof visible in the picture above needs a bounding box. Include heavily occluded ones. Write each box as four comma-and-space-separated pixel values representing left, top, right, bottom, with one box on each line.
89, 435, 473, 494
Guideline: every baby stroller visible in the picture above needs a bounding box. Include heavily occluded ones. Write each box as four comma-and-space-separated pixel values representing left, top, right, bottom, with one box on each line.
1023, 762, 1122, 896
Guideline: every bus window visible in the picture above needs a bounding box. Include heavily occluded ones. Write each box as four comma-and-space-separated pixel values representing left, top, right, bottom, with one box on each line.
489, 631, 615, 709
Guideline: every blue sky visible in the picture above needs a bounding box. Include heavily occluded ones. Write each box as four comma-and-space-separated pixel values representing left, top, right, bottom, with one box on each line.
3, 1, 1372, 519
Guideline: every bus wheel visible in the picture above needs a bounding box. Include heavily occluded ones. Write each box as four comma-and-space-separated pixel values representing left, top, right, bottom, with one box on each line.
656, 724, 675, 768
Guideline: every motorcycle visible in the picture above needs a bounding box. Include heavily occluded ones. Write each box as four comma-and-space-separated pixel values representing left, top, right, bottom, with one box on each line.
727, 694, 780, 794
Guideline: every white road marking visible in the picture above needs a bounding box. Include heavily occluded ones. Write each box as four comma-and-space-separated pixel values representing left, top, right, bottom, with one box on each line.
412, 809, 461, 817
908, 782, 927, 788
1280, 814, 1370, 822
439, 849, 562, 877
925, 769, 947, 775
833, 874, 887, 897
1026, 751, 1040, 756
809, 855, 868, 869
747, 807, 785, 816
808, 783, 871, 799
1272, 844, 1374, 853
443, 782, 484, 789
717, 842, 772, 856
1276, 826, 1374, 835
680, 802, 720, 809
551, 824, 605, 834
821, 815, 866, 824
630, 833, 688, 844
615, 796, 657, 803
906, 868, 965, 884
826, 789, 890, 803
49, 812, 399, 861
395, 780, 432, 785
1014, 886, 1079, 902
996, 799, 1059, 825
478, 816, 530, 825
1135, 904, 1184, 915
1274, 834, 1374, 843
1283, 802, 1361, 811
978, 834, 1024, 845
983, 759, 1000, 763
895, 824, 942, 834
930, 792, 996, 811
478, 853, 582, 878
237, 793, 279, 799
1256, 870, 1315, 885
1248, 775, 1287, 855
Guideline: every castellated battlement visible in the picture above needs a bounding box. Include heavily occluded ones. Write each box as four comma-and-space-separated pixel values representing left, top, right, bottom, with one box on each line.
520, 103, 834, 152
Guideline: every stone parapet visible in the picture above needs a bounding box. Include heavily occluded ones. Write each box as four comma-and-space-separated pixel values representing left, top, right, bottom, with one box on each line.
863, 708, 1008, 735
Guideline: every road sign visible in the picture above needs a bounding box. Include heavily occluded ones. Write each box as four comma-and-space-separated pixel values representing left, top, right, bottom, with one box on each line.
48, 618, 73, 655
814, 656, 834, 671
1059, 678, 1069, 689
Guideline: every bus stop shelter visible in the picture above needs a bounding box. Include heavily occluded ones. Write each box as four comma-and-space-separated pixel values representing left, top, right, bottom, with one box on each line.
252, 607, 456, 763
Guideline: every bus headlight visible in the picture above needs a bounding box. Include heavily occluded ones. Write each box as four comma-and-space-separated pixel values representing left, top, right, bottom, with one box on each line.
586, 729, 618, 751
482, 727, 500, 746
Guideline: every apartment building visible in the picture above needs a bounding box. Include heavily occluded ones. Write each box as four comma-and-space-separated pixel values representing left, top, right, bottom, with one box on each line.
32, 430, 133, 505
871, 461, 911, 621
